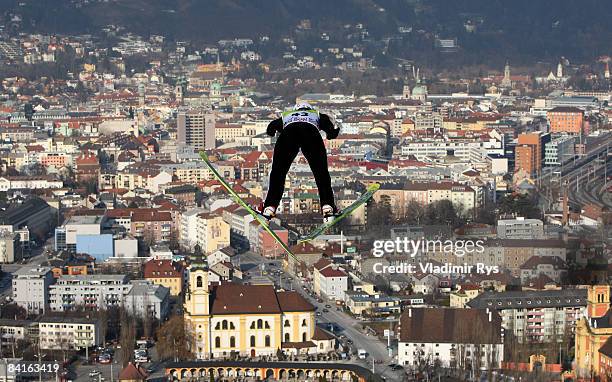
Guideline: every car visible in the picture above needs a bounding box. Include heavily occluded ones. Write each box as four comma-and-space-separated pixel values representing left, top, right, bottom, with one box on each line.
322, 309, 329, 313
89, 370, 100, 377
325, 304, 331, 308
390, 365, 403, 371
316, 312, 322, 317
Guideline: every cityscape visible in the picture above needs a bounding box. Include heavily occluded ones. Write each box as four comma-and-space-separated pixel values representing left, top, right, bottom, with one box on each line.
0, 1, 611, 382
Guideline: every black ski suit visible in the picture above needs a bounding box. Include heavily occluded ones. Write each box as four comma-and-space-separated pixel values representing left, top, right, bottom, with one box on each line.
264, 112, 339, 211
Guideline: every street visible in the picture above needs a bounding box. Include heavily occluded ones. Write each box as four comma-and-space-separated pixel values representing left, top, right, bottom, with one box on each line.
239, 251, 405, 382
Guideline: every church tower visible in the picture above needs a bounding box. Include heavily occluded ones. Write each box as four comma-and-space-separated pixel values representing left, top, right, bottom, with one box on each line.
402, 77, 411, 99
183, 254, 211, 358
184, 254, 210, 316
605, 62, 610, 79
557, 61, 563, 78
501, 61, 512, 88
587, 285, 610, 319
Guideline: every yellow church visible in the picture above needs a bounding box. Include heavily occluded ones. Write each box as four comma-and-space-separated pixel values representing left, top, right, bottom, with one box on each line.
183, 257, 334, 359
575, 285, 612, 379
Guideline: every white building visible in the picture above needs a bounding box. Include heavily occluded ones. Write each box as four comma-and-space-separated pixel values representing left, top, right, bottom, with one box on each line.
398, 308, 503, 370
313, 259, 349, 301
179, 207, 207, 249
467, 289, 586, 343
48, 274, 129, 312
497, 217, 544, 239
0, 176, 63, 192
38, 316, 102, 350
12, 266, 54, 314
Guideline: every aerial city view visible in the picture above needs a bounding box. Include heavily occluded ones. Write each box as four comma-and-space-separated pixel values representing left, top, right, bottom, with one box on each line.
0, 1, 611, 381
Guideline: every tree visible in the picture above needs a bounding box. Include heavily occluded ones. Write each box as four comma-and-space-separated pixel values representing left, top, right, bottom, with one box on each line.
498, 194, 541, 219
119, 309, 136, 367
155, 315, 194, 361
366, 201, 393, 236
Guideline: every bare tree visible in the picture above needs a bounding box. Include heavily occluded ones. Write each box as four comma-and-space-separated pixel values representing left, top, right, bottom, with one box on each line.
155, 315, 194, 361
119, 309, 136, 367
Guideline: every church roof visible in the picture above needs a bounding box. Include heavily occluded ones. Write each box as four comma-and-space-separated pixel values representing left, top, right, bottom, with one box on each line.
210, 284, 313, 315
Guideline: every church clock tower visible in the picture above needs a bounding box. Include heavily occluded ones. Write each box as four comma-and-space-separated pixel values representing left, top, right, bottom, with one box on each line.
183, 254, 211, 358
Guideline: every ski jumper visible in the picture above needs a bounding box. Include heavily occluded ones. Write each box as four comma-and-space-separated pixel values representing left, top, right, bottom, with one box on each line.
264, 107, 339, 211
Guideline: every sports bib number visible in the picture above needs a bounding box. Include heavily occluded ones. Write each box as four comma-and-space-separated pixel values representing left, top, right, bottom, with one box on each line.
282, 109, 320, 128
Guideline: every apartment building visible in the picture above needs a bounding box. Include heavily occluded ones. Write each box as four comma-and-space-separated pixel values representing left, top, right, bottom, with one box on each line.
195, 212, 230, 254
467, 289, 586, 343
177, 110, 216, 150
12, 266, 54, 314
38, 316, 102, 350
497, 217, 544, 239
48, 274, 129, 312
374, 181, 477, 218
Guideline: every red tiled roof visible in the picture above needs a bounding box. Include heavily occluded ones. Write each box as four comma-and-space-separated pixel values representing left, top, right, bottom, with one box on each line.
319, 267, 347, 278
118, 363, 148, 381
143, 259, 182, 279
277, 291, 315, 312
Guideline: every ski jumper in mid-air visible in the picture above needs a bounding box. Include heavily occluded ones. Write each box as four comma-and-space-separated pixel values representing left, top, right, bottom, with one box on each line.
258, 102, 340, 223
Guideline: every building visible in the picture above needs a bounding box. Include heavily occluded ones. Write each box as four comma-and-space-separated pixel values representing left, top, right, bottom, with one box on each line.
0, 176, 63, 192
0, 231, 19, 264
344, 291, 402, 317
599, 337, 612, 382
55, 215, 104, 253
544, 135, 575, 166
48, 274, 129, 312
519, 256, 567, 284
547, 107, 584, 135
177, 110, 216, 150
118, 363, 149, 382
313, 258, 349, 301
0, 319, 32, 350
514, 132, 549, 178
398, 308, 503, 370
131, 210, 174, 243
38, 316, 102, 350
373, 181, 477, 219
497, 218, 544, 239
143, 259, 183, 296
195, 213, 230, 254
123, 280, 171, 320
449, 285, 481, 308
467, 288, 586, 343
575, 285, 612, 379
183, 257, 323, 358
12, 266, 54, 314
0, 197, 53, 241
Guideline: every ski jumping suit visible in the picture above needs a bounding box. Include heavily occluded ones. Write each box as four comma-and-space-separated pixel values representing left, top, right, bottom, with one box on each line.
264, 107, 339, 211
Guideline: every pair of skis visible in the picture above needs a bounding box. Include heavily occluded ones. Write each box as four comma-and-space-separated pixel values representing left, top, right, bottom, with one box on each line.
200, 152, 379, 259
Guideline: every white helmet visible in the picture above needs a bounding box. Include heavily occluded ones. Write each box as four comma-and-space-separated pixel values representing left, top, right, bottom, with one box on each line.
294, 102, 313, 110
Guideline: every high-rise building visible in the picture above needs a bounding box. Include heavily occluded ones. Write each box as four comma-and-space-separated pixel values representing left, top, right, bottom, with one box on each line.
177, 110, 216, 150
515, 132, 550, 178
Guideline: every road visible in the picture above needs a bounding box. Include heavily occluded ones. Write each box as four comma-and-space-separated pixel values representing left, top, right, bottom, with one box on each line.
239, 252, 405, 382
